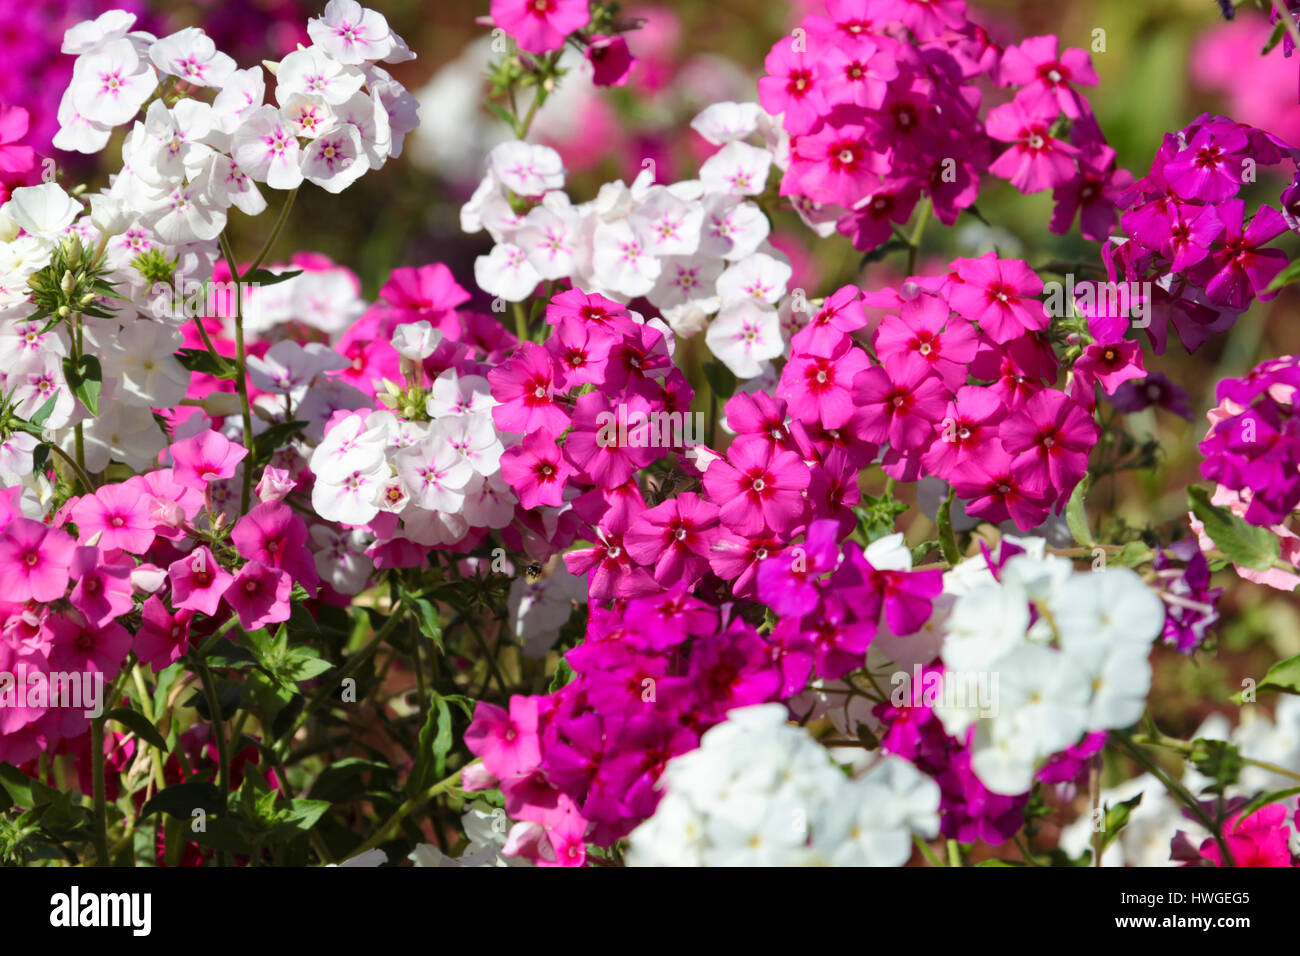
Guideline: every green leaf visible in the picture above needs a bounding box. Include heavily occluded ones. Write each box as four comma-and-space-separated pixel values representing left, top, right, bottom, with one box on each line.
484, 101, 517, 129
1235, 785, 1300, 823
1263, 18, 1289, 56
1188, 486, 1280, 571
0, 763, 61, 809
240, 268, 302, 287
410, 597, 444, 651
31, 443, 51, 474
409, 694, 454, 795
1065, 477, 1093, 548
1099, 793, 1143, 852
174, 347, 235, 379
548, 657, 575, 693
854, 492, 908, 542
1189, 738, 1243, 795
252, 420, 307, 462
108, 707, 169, 753
1254, 653, 1300, 697
63, 354, 102, 416
701, 360, 736, 403
26, 394, 60, 431
138, 781, 224, 820
936, 486, 959, 566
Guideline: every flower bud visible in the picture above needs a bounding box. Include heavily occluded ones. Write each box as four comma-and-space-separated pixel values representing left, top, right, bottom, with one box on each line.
256, 466, 297, 503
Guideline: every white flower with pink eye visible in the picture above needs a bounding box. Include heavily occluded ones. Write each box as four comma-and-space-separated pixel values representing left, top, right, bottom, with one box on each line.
232, 105, 304, 190
310, 525, 374, 595
592, 219, 661, 299
394, 435, 474, 513
432, 413, 504, 477
53, 87, 112, 154
364, 66, 419, 158
698, 194, 769, 261
196, 154, 267, 217
690, 102, 763, 146
516, 203, 578, 281
648, 255, 723, 337
275, 45, 365, 106
630, 187, 703, 258
307, 0, 398, 65
311, 413, 388, 484
426, 368, 496, 418
138, 99, 217, 183
716, 251, 792, 307
301, 124, 368, 193
70, 38, 157, 127
62, 9, 139, 55
474, 243, 540, 303
401, 506, 470, 548
311, 463, 386, 525
334, 89, 392, 168
280, 93, 335, 140
461, 472, 518, 530
0, 432, 38, 485
213, 68, 267, 134
487, 141, 565, 197
141, 180, 227, 243
248, 340, 349, 397
706, 299, 783, 379
149, 27, 236, 88
699, 142, 772, 197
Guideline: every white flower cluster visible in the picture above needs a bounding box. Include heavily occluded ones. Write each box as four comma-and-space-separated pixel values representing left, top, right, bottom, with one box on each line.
462, 103, 802, 380
935, 538, 1166, 795
627, 703, 939, 867
307, 324, 517, 553
58, 1, 417, 247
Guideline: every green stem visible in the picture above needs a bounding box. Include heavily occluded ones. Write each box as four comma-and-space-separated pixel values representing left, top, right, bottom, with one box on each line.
90, 716, 109, 865
243, 188, 298, 276
218, 233, 255, 514
350, 763, 472, 857
195, 660, 231, 867
913, 834, 944, 867
946, 838, 962, 867
906, 197, 931, 276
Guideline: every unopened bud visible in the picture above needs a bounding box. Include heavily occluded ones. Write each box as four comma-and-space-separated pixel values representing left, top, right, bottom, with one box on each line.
60, 270, 75, 295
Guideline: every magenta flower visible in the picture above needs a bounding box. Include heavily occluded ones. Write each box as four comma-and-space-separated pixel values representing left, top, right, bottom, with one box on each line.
134, 595, 194, 673
623, 493, 720, 587
1049, 144, 1132, 241
758, 37, 827, 134
1164, 125, 1249, 204
231, 502, 320, 593
851, 352, 949, 451
1072, 339, 1147, 397
585, 34, 634, 87
68, 547, 134, 629
946, 252, 1050, 344
224, 561, 293, 632
168, 546, 234, 616
70, 483, 157, 554
546, 317, 617, 389
702, 440, 809, 536
755, 518, 841, 617
790, 284, 868, 354
778, 332, 871, 430
950, 445, 1052, 530
998, 35, 1098, 120
499, 431, 575, 509
48, 613, 132, 681
789, 121, 882, 207
465, 695, 542, 780
1189, 200, 1290, 310
562, 393, 658, 488
488, 342, 571, 437
921, 385, 1008, 479
998, 390, 1099, 503
0, 105, 36, 177
874, 293, 979, 390
0, 517, 76, 602
986, 99, 1080, 194
490, 0, 590, 54
170, 430, 249, 489
545, 289, 630, 328
377, 263, 470, 335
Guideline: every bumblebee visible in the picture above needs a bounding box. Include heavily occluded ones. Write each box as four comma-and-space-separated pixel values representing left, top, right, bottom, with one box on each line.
524, 562, 543, 581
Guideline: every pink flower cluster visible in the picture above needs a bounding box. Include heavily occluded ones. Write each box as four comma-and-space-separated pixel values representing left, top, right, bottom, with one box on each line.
765, 0, 1125, 250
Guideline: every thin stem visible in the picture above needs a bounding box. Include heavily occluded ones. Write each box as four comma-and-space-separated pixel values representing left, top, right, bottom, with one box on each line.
48, 442, 95, 493
218, 233, 255, 514
90, 716, 109, 865
913, 834, 944, 867
243, 189, 298, 276
946, 838, 962, 867
195, 660, 231, 867
350, 763, 471, 857
906, 197, 932, 276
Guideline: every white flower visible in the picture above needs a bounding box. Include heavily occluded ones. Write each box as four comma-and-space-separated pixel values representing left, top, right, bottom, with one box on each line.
310, 525, 374, 595
2, 184, 83, 241
232, 105, 304, 190
426, 368, 496, 418
460, 471, 518, 529
275, 45, 366, 106
394, 434, 474, 512
1050, 567, 1165, 655
487, 140, 564, 197
629, 187, 703, 257
474, 243, 539, 302
63, 10, 139, 55
301, 123, 368, 193
307, 0, 399, 65
647, 255, 722, 338
149, 27, 236, 88
516, 203, 578, 280
705, 299, 783, 379
699, 142, 772, 197
690, 102, 763, 145
591, 219, 661, 298
716, 251, 792, 307
391, 321, 442, 361
698, 194, 769, 261
432, 413, 503, 477
140, 180, 227, 244
213, 68, 267, 134
70, 38, 157, 128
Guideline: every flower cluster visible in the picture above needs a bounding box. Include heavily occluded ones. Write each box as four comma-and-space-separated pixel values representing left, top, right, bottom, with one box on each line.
626, 703, 940, 866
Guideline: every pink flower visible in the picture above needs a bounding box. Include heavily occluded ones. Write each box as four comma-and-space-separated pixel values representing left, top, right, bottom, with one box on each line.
134, 595, 194, 673
69, 547, 134, 628
488, 342, 571, 437
490, 0, 590, 54
48, 613, 132, 681
851, 352, 948, 451
946, 252, 1050, 344
998, 389, 1098, 503
168, 546, 234, 616
702, 440, 809, 536
921, 385, 1008, 479
255, 466, 297, 503
231, 502, 320, 593
758, 36, 826, 134
1197, 805, 1293, 867
0, 517, 76, 602
623, 493, 720, 587
874, 293, 979, 390
378, 263, 470, 335
0, 105, 36, 178
170, 430, 249, 488
224, 561, 292, 631
998, 36, 1098, 120
465, 695, 542, 779
986, 99, 1080, 194
1072, 339, 1147, 398
778, 332, 871, 430
69, 483, 158, 554
585, 34, 634, 87
499, 431, 575, 509
950, 445, 1052, 530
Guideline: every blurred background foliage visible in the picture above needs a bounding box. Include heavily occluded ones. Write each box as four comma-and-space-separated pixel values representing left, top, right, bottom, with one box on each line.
19, 0, 1300, 724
